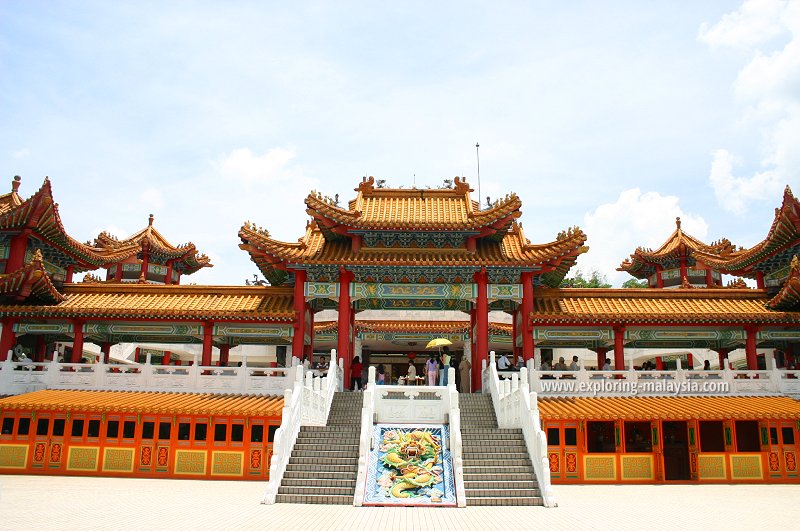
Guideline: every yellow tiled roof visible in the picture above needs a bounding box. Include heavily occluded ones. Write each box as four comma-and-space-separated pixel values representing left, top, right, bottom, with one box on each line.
240, 221, 588, 270
538, 396, 800, 421
305, 176, 522, 231
532, 287, 800, 324
355, 320, 469, 334
0, 390, 284, 417
0, 284, 294, 321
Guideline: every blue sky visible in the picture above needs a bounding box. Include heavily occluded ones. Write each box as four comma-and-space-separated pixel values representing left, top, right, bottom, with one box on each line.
1, 1, 797, 286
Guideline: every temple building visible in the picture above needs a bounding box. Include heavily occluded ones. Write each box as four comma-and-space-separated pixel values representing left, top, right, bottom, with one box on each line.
0, 174, 798, 492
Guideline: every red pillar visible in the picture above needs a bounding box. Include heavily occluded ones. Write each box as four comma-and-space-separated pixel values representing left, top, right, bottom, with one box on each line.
520, 271, 535, 362
655, 356, 664, 370
686, 353, 694, 369
511, 308, 520, 366
6, 232, 30, 273
162, 350, 171, 365
655, 266, 664, 288
202, 321, 214, 366
745, 325, 759, 370
292, 269, 308, 363
613, 325, 625, 370
101, 342, 112, 363
785, 344, 795, 368
115, 264, 123, 281
755, 272, 765, 290
34, 336, 47, 362
165, 261, 174, 285
70, 320, 85, 363
717, 348, 729, 369
473, 268, 489, 392
679, 259, 687, 284
135, 347, 141, 363
0, 318, 18, 361
596, 347, 607, 370
338, 268, 353, 389
218, 345, 229, 366
304, 310, 315, 363
705, 268, 713, 288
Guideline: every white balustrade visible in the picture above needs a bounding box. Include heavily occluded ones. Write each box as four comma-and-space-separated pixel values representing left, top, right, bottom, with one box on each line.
484, 351, 557, 508
526, 353, 800, 398
263, 349, 340, 504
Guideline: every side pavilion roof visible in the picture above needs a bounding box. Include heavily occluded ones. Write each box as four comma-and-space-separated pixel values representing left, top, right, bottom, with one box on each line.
0, 283, 294, 322
531, 287, 800, 325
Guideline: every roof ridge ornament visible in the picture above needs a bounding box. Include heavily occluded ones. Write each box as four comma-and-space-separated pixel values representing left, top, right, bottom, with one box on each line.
148, 213, 154, 226
676, 216, 681, 230
11, 175, 21, 193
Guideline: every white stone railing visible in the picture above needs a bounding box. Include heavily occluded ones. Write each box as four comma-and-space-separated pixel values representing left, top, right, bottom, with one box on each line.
484, 352, 556, 508
354, 367, 466, 507
262, 349, 340, 504
525, 356, 800, 397
0, 354, 301, 396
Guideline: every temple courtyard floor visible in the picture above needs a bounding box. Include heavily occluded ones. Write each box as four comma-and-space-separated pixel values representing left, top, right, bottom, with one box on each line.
1, 475, 797, 530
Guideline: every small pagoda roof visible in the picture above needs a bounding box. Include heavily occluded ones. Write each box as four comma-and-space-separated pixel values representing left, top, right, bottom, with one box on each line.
240, 219, 588, 285
0, 177, 109, 270
306, 176, 521, 238
618, 217, 735, 279
531, 287, 800, 325
94, 214, 213, 274
766, 255, 800, 311
694, 186, 800, 277
0, 249, 65, 304
0, 283, 293, 321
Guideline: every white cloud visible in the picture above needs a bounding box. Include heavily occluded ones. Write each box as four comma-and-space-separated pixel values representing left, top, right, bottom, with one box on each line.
578, 189, 708, 286
700, 0, 800, 213
12, 148, 30, 159
216, 147, 304, 185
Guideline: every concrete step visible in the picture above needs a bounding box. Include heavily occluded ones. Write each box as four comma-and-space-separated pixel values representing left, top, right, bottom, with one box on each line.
281, 478, 357, 488
462, 480, 538, 490
282, 470, 357, 480
285, 463, 358, 473
275, 493, 353, 505
463, 458, 532, 467
288, 456, 358, 465
466, 487, 541, 498
278, 485, 355, 496
466, 496, 544, 506
464, 473, 538, 482
461, 465, 534, 475
290, 449, 360, 459
293, 442, 360, 451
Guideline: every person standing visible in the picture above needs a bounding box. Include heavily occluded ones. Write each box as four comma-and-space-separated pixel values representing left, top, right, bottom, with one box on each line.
426, 354, 439, 386
350, 356, 363, 391
439, 347, 451, 386
458, 356, 471, 393
377, 363, 386, 384
407, 360, 417, 385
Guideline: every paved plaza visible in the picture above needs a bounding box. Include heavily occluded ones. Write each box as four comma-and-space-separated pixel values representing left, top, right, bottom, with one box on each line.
0, 475, 797, 530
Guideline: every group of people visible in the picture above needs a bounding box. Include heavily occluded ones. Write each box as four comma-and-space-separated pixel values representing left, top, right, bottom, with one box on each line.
347, 347, 473, 392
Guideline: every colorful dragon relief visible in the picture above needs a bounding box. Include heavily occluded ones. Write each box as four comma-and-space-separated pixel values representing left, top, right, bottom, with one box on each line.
364, 424, 456, 506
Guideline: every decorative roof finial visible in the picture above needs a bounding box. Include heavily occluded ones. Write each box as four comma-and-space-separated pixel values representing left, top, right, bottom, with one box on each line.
11, 175, 21, 193
676, 217, 682, 230
31, 248, 44, 263
148, 214, 154, 226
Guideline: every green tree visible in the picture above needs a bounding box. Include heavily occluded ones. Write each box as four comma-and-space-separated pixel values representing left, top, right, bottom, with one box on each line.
621, 278, 649, 288
560, 269, 611, 288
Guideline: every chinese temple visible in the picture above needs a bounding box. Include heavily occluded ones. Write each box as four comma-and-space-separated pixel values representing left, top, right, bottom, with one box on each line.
0, 174, 799, 494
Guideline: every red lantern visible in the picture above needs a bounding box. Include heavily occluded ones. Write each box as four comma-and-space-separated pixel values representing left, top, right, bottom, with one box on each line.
408, 352, 416, 360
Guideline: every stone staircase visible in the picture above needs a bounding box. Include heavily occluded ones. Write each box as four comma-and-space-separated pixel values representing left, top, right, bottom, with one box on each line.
459, 393, 543, 506
276, 391, 363, 504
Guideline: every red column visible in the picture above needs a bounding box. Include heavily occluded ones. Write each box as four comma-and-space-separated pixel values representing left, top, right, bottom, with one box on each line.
520, 271, 535, 362
337, 268, 353, 389
101, 342, 112, 363
655, 356, 664, 370
511, 308, 520, 366
304, 310, 315, 363
469, 308, 477, 372
596, 347, 607, 369
70, 320, 85, 363
115, 264, 123, 281
705, 268, 713, 287
473, 268, 489, 392
218, 345, 229, 366
292, 269, 308, 363
756, 272, 765, 290
202, 321, 214, 366
785, 344, 795, 368
165, 261, 174, 285
716, 348, 729, 369
162, 350, 171, 365
0, 317, 18, 361
135, 347, 141, 363
613, 325, 625, 370
745, 325, 759, 370
679, 259, 687, 284
686, 353, 694, 369
65, 265, 74, 283
6, 232, 30, 273
33, 335, 46, 362
655, 266, 664, 288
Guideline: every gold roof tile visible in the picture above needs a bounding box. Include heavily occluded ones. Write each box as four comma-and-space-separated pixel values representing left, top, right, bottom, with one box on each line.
538, 396, 800, 421
0, 390, 284, 417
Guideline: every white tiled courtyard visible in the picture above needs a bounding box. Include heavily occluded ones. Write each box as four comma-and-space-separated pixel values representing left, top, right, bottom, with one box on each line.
1, 475, 797, 530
